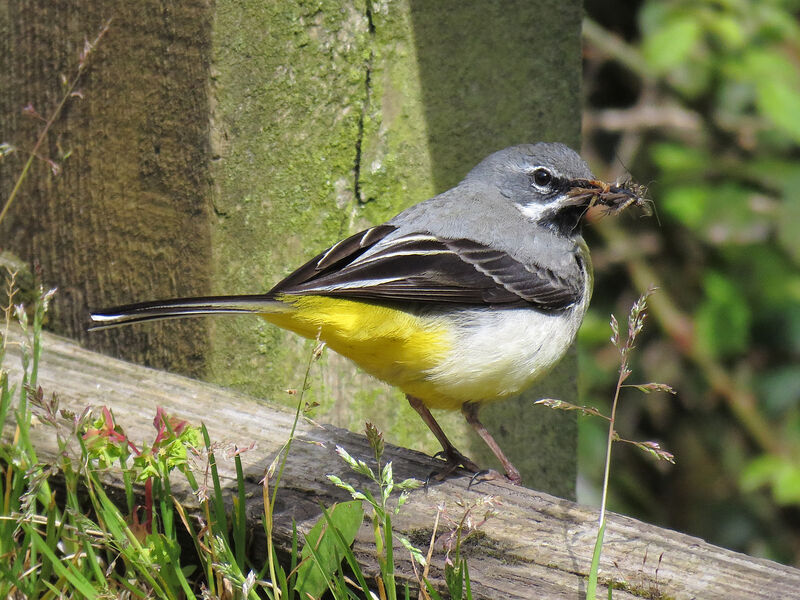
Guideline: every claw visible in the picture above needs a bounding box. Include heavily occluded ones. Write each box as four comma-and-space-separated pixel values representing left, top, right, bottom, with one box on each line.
468, 469, 504, 489
468, 468, 523, 489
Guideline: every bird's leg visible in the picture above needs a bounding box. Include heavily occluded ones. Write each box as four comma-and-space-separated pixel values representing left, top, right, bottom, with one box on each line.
461, 402, 522, 485
406, 395, 480, 473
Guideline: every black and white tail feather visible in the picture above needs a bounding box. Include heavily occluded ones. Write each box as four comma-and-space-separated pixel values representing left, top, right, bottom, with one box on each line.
89, 295, 288, 330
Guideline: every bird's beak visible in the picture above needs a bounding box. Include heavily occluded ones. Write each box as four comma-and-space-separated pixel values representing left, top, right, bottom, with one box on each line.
566, 178, 651, 216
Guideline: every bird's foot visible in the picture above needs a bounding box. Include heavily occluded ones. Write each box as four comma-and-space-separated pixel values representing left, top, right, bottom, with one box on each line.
424, 447, 482, 486
432, 447, 481, 473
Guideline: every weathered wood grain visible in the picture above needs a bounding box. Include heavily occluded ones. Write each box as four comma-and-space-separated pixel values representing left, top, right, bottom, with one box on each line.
4, 326, 799, 599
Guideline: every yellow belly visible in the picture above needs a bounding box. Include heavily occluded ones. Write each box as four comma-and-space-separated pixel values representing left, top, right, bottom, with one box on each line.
262, 295, 460, 407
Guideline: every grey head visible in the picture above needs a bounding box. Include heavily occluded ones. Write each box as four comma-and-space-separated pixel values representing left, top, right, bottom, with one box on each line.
463, 143, 597, 236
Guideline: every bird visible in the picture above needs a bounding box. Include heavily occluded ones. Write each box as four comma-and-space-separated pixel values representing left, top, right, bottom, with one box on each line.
90, 142, 645, 485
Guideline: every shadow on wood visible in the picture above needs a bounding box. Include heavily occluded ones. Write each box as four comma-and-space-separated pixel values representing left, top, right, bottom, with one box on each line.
3, 325, 799, 599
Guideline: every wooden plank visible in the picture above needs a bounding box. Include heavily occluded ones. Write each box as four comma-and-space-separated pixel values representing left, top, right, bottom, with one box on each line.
4, 326, 799, 599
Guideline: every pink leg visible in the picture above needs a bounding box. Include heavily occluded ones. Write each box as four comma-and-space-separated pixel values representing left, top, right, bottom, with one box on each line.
406, 395, 480, 473
461, 402, 522, 485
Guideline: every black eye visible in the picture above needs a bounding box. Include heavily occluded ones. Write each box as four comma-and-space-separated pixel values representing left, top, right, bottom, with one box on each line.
532, 167, 553, 188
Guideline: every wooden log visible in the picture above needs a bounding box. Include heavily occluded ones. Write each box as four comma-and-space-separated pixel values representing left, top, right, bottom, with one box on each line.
4, 325, 799, 599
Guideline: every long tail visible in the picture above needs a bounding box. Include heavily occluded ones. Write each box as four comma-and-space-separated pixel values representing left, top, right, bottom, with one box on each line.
89, 295, 289, 330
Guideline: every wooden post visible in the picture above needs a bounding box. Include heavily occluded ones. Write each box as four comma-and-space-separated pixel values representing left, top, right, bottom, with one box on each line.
1, 1, 583, 494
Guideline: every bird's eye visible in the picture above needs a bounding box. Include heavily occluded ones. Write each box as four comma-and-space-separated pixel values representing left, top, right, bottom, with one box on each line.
532, 167, 553, 189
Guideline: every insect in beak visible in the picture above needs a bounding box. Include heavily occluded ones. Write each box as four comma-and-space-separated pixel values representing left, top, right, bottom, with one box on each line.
567, 178, 653, 217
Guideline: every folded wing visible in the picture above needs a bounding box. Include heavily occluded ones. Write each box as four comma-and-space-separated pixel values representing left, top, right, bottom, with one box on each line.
271, 225, 583, 311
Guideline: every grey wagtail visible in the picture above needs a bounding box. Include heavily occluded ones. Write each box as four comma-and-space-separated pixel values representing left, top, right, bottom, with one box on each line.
90, 143, 645, 484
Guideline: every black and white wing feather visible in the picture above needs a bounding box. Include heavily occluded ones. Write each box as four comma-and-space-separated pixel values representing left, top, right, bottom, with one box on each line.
90, 223, 583, 329
271, 225, 583, 311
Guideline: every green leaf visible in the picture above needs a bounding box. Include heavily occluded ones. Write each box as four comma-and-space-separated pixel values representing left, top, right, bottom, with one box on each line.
661, 184, 710, 228
708, 14, 746, 49
400, 536, 426, 566
642, 17, 702, 73
294, 500, 364, 598
757, 77, 800, 143
425, 579, 446, 600
650, 143, 710, 176
742, 455, 800, 505
694, 271, 751, 358
728, 48, 800, 143
773, 465, 800, 505
741, 454, 782, 490
444, 558, 465, 600
26, 524, 99, 599
586, 518, 607, 600
777, 175, 800, 264
638, 1, 674, 36
694, 182, 764, 247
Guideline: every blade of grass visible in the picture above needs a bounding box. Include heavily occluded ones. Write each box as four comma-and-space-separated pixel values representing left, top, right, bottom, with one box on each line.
149, 532, 197, 600
40, 497, 58, 585
84, 467, 172, 600
303, 534, 343, 599
157, 472, 176, 539
383, 511, 396, 600
172, 497, 217, 597
63, 465, 105, 585
113, 572, 151, 599
201, 424, 228, 534
424, 580, 445, 600
261, 472, 279, 598
269, 339, 323, 515
12, 525, 34, 594
586, 518, 607, 599
0, 372, 11, 438
463, 560, 472, 600
24, 523, 99, 599
317, 504, 372, 597
289, 519, 300, 591
234, 451, 247, 569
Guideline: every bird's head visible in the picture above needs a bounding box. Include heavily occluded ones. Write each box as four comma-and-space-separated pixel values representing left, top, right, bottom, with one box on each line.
465, 142, 648, 236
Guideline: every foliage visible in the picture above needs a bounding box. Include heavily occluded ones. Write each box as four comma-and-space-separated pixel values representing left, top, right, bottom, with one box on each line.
330, 423, 493, 600
582, 0, 800, 564
329, 427, 425, 600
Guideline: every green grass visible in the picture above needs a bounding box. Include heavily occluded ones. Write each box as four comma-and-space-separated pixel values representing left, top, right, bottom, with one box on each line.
0, 278, 478, 599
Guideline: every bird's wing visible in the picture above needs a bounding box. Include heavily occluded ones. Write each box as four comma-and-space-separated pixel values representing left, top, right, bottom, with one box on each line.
271, 225, 583, 311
